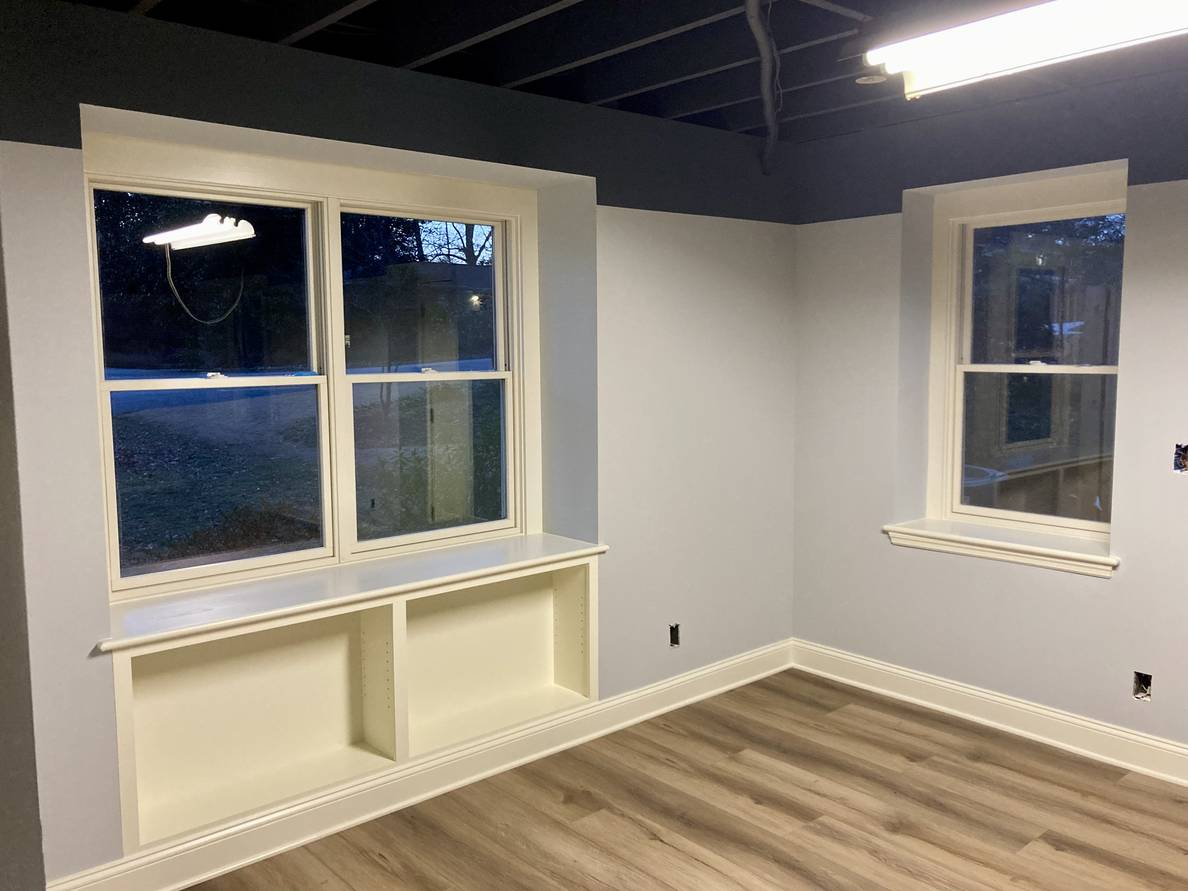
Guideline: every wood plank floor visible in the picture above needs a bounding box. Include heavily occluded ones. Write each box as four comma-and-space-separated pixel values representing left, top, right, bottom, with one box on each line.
192, 669, 1188, 890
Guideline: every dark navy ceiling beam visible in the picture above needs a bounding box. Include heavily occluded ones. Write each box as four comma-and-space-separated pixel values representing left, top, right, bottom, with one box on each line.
501, 0, 747, 89
797, 0, 872, 22
278, 1, 383, 46
621, 42, 868, 120
417, 0, 749, 89
528, 4, 852, 106
389, 1, 584, 69
4, 0, 1184, 225
687, 75, 901, 131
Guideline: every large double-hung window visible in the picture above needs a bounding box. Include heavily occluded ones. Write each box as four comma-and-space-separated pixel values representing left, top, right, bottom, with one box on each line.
92, 186, 517, 594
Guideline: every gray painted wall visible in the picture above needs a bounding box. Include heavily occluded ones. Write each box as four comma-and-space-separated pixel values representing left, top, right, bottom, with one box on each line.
539, 180, 599, 543
792, 182, 1188, 744
0, 167, 46, 891
0, 142, 125, 880
596, 207, 797, 697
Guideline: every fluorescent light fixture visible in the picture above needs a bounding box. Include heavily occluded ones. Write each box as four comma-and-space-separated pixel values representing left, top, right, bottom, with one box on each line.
143, 213, 256, 250
866, 0, 1188, 99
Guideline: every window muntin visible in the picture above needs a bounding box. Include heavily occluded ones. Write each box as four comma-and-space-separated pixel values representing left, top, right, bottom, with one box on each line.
337, 210, 515, 554
92, 188, 519, 593
952, 212, 1124, 531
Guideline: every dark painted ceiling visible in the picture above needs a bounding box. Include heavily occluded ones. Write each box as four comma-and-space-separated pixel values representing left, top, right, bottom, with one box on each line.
70, 0, 1188, 145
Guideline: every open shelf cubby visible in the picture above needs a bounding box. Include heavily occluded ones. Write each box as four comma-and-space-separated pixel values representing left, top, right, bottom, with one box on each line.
406, 564, 591, 757
108, 536, 603, 850
130, 605, 397, 845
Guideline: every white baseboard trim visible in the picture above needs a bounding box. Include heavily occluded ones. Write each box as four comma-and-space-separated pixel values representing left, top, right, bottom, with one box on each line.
789, 638, 1188, 787
49, 635, 1188, 890
48, 639, 795, 891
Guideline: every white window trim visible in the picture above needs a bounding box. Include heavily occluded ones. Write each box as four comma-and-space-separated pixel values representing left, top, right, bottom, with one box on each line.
885, 162, 1128, 576
85, 135, 543, 601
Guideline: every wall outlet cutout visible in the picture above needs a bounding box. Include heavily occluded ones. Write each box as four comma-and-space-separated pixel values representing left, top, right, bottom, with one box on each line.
669, 624, 680, 647
1133, 671, 1153, 701
1174, 444, 1188, 473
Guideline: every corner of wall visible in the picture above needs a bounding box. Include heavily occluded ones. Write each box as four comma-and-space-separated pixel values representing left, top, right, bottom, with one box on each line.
0, 151, 48, 891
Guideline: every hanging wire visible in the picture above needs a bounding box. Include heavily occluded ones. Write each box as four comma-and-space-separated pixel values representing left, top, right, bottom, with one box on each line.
164, 243, 246, 325
767, 0, 784, 116
745, 0, 782, 174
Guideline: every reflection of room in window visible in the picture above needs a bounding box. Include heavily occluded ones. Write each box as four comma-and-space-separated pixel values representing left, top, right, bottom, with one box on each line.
1013, 268, 1059, 356
1005, 374, 1053, 444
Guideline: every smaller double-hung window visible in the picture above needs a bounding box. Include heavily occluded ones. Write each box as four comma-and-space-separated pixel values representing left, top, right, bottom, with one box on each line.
952, 210, 1125, 534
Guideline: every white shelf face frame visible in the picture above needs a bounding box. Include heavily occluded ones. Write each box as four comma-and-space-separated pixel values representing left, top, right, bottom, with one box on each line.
111, 549, 599, 853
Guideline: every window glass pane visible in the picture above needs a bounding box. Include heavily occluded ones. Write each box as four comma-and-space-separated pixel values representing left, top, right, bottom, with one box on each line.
341, 213, 496, 373
961, 373, 1116, 523
969, 214, 1125, 366
94, 190, 312, 379
353, 380, 505, 540
111, 386, 323, 576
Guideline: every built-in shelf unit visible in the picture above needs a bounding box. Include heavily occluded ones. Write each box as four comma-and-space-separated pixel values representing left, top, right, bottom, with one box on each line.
103, 534, 603, 851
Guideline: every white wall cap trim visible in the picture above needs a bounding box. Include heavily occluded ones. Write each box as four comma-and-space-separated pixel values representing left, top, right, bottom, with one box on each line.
883, 518, 1118, 578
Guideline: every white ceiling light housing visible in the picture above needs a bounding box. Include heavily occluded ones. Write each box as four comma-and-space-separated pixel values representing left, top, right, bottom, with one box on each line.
143, 213, 256, 250
866, 0, 1188, 99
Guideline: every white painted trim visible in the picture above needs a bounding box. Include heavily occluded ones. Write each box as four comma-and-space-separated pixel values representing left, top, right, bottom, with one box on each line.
49, 634, 1188, 889
883, 519, 1119, 578
48, 639, 795, 891
915, 165, 1130, 538
789, 638, 1188, 785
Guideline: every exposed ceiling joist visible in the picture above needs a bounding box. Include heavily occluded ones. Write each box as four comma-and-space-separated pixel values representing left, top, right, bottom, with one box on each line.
278, 0, 382, 46
641, 43, 866, 120
402, 1, 587, 70
795, 0, 873, 23
497, 0, 748, 89
599, 28, 854, 107
695, 76, 900, 131
542, 5, 853, 107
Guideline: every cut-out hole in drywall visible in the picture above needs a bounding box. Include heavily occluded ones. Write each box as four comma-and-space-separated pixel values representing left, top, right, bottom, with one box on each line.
1174, 444, 1188, 473
1133, 671, 1152, 702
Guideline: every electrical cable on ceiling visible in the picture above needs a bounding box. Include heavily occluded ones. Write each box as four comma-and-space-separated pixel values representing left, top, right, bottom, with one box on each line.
744, 0, 782, 175
164, 243, 246, 325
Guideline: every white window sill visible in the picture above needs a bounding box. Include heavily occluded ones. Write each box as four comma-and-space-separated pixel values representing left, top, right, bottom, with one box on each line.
883, 518, 1118, 578
99, 533, 607, 653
